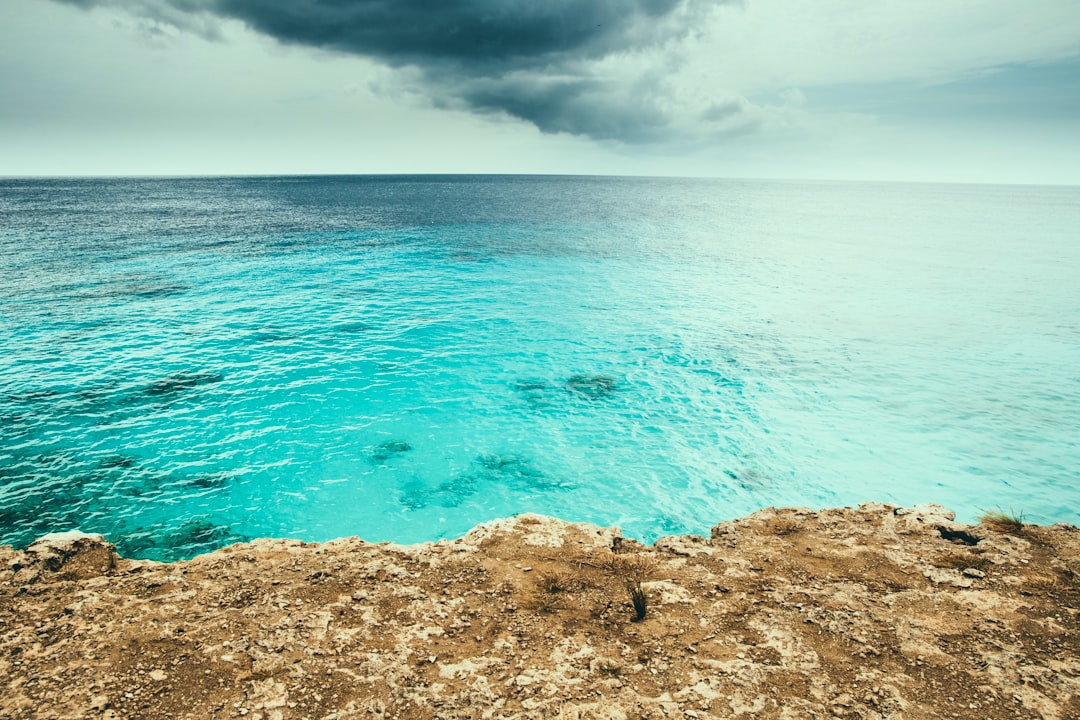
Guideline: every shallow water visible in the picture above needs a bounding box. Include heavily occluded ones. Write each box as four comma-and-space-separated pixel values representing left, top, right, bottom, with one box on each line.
1, 176, 1078, 559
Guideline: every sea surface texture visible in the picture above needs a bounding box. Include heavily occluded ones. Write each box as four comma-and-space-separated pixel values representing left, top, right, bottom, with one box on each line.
1, 176, 1077, 560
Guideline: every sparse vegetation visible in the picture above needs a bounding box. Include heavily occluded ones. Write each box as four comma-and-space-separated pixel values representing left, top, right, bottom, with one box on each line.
627, 580, 647, 622
7, 506, 1078, 720
933, 551, 992, 572
1026, 572, 1069, 594
978, 509, 1026, 534
526, 568, 593, 614
602, 553, 656, 622
535, 569, 580, 595
526, 590, 564, 614
769, 516, 801, 536
601, 552, 656, 581
528, 551, 658, 622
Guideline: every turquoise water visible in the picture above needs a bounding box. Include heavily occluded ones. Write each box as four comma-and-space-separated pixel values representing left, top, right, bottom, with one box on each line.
1, 176, 1078, 559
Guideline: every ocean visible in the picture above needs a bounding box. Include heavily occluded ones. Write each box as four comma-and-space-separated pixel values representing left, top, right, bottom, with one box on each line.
1, 175, 1077, 560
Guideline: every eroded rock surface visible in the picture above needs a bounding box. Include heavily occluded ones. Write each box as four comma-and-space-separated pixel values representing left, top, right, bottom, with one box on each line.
1, 504, 1077, 719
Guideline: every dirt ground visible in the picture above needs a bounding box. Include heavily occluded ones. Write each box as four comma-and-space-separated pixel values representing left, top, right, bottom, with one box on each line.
2, 503, 1078, 720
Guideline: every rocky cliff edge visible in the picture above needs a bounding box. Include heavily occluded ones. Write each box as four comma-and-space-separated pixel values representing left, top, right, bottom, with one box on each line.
2, 503, 1078, 720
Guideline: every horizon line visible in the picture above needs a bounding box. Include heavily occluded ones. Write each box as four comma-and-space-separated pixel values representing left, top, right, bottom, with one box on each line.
1, 171, 1076, 189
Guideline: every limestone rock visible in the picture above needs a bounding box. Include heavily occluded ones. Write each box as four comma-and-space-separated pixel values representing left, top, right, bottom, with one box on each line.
2, 506, 1077, 720
23, 529, 117, 579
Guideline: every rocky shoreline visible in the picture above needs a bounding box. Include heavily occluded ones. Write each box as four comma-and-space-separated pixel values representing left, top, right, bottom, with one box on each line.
2, 503, 1078, 720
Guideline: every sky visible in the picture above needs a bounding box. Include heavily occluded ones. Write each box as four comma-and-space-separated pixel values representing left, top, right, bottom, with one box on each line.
1, 0, 1078, 183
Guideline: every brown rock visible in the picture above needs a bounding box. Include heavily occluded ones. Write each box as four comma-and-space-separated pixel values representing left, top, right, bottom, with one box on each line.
1, 506, 1078, 720
23, 529, 117, 579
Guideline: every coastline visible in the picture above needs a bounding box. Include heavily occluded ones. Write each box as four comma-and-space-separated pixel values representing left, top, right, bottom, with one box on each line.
3, 503, 1078, 720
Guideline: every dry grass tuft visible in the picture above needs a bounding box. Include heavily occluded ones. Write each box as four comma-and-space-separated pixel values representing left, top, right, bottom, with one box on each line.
1025, 572, 1073, 595
933, 551, 992, 572
524, 551, 659, 622
524, 566, 599, 615
978, 509, 1026, 534
599, 552, 657, 622
524, 591, 564, 614
627, 580, 648, 622
601, 553, 656, 583
535, 570, 582, 595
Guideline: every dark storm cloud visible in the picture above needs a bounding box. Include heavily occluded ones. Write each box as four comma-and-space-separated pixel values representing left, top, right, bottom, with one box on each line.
449, 75, 673, 143
55, 0, 726, 142
59, 0, 691, 65
216, 0, 685, 66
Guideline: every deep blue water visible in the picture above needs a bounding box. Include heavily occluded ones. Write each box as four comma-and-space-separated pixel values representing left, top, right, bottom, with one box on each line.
1, 175, 1078, 560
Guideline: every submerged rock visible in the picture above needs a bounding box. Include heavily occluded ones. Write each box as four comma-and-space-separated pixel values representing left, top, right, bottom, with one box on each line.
0, 412, 26, 427
564, 374, 618, 399
511, 378, 558, 409
476, 452, 535, 474
97, 454, 136, 469
5, 389, 59, 403
145, 371, 223, 396
401, 453, 560, 511
365, 440, 413, 463
725, 466, 773, 490
475, 453, 556, 487
176, 472, 231, 490
433, 473, 482, 508
171, 519, 232, 546
336, 321, 372, 334
399, 487, 430, 511
402, 471, 481, 511
248, 328, 294, 343
122, 281, 189, 299
116, 518, 247, 561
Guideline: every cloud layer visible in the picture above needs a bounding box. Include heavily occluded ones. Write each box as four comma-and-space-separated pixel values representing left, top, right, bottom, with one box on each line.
58, 0, 731, 142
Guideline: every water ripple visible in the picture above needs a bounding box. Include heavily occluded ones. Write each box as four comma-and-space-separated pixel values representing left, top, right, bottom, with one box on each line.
2, 177, 1079, 558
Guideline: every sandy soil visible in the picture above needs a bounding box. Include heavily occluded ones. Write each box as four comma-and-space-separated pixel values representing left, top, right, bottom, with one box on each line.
2, 503, 1078, 720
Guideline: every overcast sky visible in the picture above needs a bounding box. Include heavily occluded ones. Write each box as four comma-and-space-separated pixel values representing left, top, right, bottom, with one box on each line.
2, 0, 1078, 183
